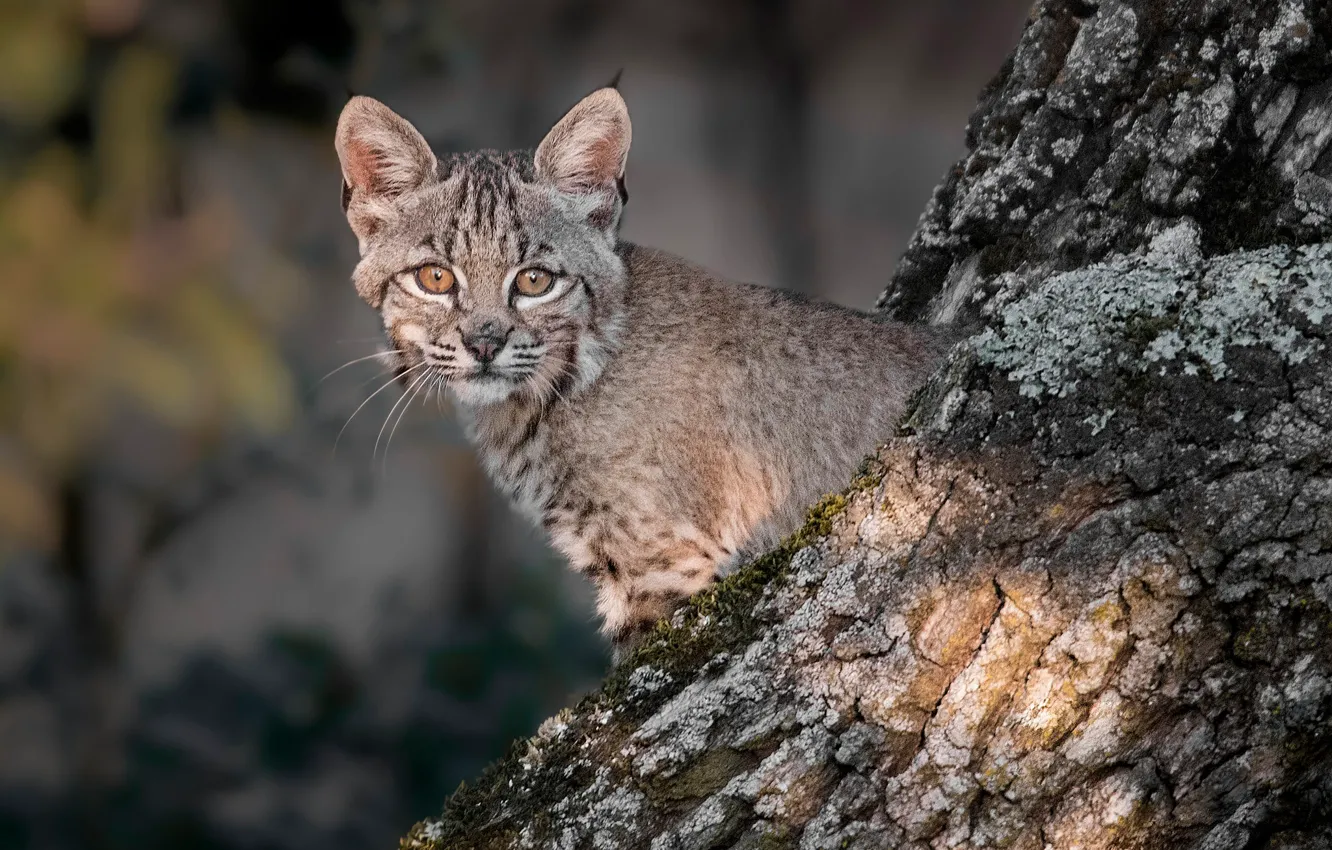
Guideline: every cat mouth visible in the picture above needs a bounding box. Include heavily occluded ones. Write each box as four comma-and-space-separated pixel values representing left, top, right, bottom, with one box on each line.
418, 356, 508, 383
446, 365, 529, 407
460, 366, 524, 385
463, 363, 503, 379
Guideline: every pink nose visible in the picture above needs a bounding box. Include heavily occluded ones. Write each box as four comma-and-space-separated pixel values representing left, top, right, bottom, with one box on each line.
464, 335, 503, 364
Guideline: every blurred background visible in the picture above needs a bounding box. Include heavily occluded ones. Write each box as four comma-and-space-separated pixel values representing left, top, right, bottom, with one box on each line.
0, 1, 1029, 848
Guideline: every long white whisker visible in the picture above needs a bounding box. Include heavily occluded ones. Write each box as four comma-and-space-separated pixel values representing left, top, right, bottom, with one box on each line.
316, 349, 403, 387
375, 368, 431, 465
381, 368, 432, 476
334, 362, 427, 458
537, 371, 562, 407
350, 369, 399, 393
432, 371, 448, 416
523, 366, 551, 406
530, 360, 571, 408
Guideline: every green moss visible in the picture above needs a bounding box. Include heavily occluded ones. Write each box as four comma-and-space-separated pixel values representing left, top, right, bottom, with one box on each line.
850, 453, 888, 493
751, 824, 797, 850
604, 479, 869, 698
408, 462, 887, 849
414, 704, 618, 849
1233, 620, 1273, 664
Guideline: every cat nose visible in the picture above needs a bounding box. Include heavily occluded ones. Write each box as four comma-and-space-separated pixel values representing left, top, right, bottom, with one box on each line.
462, 330, 506, 364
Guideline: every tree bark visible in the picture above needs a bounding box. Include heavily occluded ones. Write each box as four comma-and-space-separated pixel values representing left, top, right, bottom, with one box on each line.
402, 2, 1332, 847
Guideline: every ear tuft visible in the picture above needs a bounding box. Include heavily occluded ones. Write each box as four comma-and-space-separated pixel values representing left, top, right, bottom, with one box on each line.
535, 88, 631, 197
335, 96, 436, 237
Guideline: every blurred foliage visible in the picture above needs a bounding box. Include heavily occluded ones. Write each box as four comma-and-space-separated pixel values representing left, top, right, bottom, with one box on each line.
0, 0, 297, 551
112, 560, 606, 850
0, 3, 613, 849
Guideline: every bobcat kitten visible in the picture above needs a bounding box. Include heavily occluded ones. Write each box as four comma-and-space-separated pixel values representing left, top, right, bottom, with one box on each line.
335, 86, 958, 652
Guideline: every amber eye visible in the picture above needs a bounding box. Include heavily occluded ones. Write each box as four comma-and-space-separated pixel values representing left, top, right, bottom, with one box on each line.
414, 265, 455, 294
513, 268, 555, 298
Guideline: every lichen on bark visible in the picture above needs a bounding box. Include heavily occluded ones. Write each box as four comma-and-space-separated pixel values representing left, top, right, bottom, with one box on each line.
972, 221, 1331, 398
407, 242, 1332, 848
402, 1, 1332, 848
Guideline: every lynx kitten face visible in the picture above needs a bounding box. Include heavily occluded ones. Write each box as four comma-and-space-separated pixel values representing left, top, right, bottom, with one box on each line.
336, 86, 959, 656
336, 91, 629, 410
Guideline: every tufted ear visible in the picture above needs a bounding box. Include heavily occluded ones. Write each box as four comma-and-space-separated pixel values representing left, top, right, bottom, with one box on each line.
335, 96, 437, 241
535, 87, 631, 227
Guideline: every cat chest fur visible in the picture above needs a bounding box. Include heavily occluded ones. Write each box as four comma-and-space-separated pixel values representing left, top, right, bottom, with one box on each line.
467, 394, 755, 642
466, 406, 560, 528
334, 85, 959, 650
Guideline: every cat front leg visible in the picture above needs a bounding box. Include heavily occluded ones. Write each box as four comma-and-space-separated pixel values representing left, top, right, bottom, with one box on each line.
595, 549, 721, 663
549, 509, 729, 661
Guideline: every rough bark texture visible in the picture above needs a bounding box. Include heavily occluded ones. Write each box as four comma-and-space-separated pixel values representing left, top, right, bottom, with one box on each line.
402, 2, 1332, 848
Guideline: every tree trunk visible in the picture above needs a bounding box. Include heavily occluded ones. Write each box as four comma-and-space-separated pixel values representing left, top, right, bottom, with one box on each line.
402, 1, 1332, 847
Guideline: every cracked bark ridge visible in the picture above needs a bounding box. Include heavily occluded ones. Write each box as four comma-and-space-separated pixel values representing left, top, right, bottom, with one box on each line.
406, 232, 1332, 849
400, 3, 1332, 849
404, 234, 1332, 850
878, 0, 1332, 326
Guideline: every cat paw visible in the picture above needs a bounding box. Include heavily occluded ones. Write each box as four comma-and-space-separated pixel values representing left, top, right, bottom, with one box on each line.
609, 624, 651, 665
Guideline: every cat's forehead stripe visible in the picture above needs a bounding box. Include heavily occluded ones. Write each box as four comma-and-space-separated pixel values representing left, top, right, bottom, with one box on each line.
435, 149, 538, 261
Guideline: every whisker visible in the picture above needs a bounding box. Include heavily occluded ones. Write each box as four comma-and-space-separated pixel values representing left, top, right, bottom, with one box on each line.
334, 362, 427, 458
527, 363, 570, 408
374, 368, 432, 465
434, 373, 447, 415
351, 369, 398, 393
382, 367, 432, 476
316, 350, 404, 387
542, 357, 574, 403
525, 367, 552, 405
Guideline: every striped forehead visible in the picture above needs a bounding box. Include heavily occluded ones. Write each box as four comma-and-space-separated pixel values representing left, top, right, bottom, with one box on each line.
433, 150, 537, 263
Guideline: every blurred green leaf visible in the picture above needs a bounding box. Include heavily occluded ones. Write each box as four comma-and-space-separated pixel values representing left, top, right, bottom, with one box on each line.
0, 3, 84, 126
96, 46, 173, 220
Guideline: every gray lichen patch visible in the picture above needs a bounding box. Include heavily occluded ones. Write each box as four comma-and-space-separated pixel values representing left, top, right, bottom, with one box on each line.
879, 0, 1332, 326
399, 467, 890, 850
400, 2, 1332, 844
1046, 1, 1142, 121
1257, 1, 1315, 74
1160, 76, 1236, 170
974, 226, 1332, 398
404, 398, 1332, 849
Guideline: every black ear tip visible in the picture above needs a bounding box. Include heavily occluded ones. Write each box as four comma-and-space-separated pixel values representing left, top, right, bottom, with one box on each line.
606, 69, 624, 90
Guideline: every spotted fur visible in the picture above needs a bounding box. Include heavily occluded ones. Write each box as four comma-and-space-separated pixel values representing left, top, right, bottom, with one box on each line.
335, 88, 961, 654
